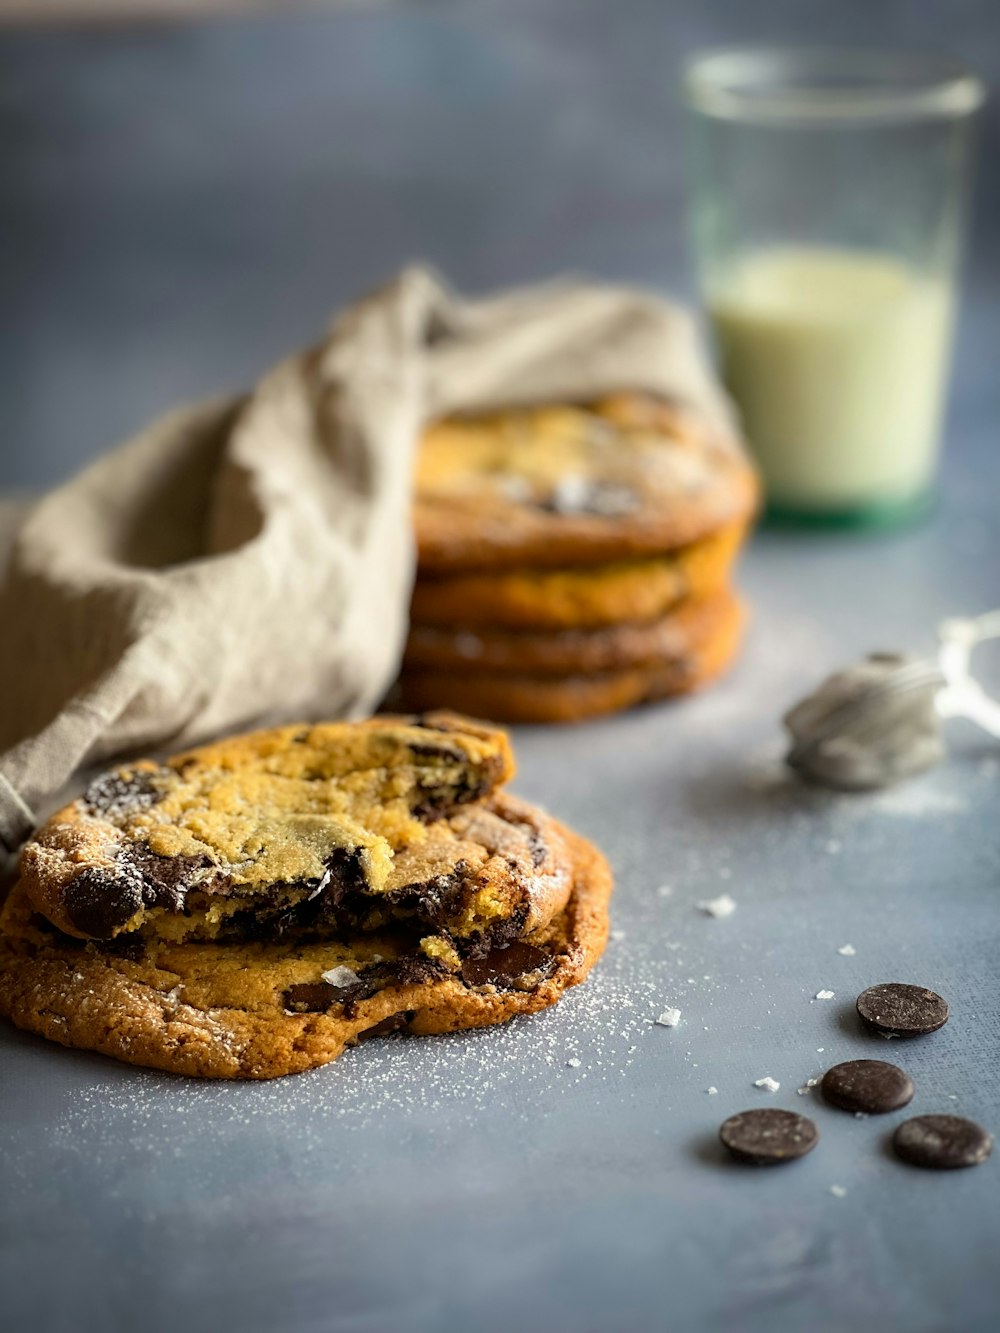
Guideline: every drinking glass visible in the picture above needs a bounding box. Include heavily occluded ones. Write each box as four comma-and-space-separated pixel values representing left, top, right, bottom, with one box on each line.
684, 48, 985, 526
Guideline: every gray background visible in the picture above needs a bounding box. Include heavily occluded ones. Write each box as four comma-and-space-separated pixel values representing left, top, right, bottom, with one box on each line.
1, 3, 999, 1332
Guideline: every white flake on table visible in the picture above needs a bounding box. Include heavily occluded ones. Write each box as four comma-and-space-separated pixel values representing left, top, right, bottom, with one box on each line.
656, 884, 673, 898
655, 1008, 682, 1027
829, 1185, 848, 1199
566, 1058, 582, 1069
754, 1076, 780, 1093
610, 929, 626, 942
706, 1086, 718, 1095
697, 893, 737, 918
837, 944, 856, 956
797, 1078, 820, 1095
825, 839, 842, 855
814, 989, 835, 1000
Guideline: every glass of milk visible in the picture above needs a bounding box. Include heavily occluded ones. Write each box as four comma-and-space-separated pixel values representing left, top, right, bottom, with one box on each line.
684, 49, 984, 526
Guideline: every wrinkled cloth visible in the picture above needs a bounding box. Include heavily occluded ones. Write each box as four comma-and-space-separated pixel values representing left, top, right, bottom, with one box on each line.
0, 266, 738, 848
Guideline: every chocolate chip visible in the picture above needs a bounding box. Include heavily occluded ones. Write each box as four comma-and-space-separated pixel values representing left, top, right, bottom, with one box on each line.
856, 983, 949, 1037
893, 1115, 994, 1170
127, 847, 209, 912
96, 933, 147, 962
461, 941, 552, 989
281, 981, 342, 1013
821, 1060, 915, 1114
356, 1011, 415, 1042
323, 846, 368, 900
83, 769, 165, 819
408, 742, 467, 763
62, 868, 144, 939
719, 1109, 819, 1165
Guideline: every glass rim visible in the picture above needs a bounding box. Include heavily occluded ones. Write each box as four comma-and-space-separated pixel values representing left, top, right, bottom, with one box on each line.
684, 47, 986, 124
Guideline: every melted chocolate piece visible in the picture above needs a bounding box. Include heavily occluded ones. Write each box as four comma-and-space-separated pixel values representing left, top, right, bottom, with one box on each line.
282, 981, 343, 1013
408, 742, 467, 764
96, 933, 147, 962
63, 868, 145, 939
127, 848, 210, 912
323, 846, 369, 902
356, 1011, 415, 1042
461, 940, 551, 988
83, 769, 166, 819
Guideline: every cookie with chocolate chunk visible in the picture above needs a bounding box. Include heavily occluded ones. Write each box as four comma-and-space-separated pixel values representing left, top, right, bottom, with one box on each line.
410, 521, 745, 632
0, 826, 611, 1079
399, 592, 746, 723
414, 393, 757, 575
18, 713, 563, 947
404, 590, 738, 677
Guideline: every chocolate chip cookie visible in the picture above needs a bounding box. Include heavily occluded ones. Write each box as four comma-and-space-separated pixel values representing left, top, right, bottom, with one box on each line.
409, 521, 745, 632
403, 590, 738, 677
399, 592, 746, 723
0, 826, 611, 1079
19, 714, 571, 948
415, 393, 758, 574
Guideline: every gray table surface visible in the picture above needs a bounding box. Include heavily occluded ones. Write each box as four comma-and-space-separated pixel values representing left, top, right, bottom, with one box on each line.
2, 5, 999, 1332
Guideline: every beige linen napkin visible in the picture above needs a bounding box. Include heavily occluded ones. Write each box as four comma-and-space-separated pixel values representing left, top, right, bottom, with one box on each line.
0, 266, 737, 848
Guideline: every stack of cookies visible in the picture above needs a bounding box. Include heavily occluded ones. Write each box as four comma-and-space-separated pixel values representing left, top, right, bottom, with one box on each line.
400, 393, 758, 723
0, 713, 611, 1079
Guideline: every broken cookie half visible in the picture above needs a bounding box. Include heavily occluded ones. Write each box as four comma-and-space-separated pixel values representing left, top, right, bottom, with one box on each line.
0, 712, 612, 1077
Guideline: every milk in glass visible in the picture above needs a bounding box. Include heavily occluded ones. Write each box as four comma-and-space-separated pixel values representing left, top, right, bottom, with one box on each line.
709, 247, 955, 512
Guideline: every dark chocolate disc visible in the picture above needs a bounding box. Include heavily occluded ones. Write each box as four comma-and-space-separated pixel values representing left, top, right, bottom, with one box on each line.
821, 1060, 915, 1114
893, 1115, 994, 1170
719, 1109, 819, 1165
856, 983, 949, 1037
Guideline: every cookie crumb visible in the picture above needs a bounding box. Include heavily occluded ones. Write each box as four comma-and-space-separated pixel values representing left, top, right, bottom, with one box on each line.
837, 944, 856, 956
697, 893, 737, 919
754, 1076, 780, 1093
655, 1007, 682, 1028
797, 1078, 820, 1095
566, 1058, 582, 1069
814, 989, 835, 1001
829, 1185, 848, 1199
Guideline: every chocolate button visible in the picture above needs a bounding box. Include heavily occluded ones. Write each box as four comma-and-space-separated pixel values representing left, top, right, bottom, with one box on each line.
719, 1109, 819, 1165
856, 983, 949, 1037
893, 1115, 994, 1170
821, 1059, 915, 1114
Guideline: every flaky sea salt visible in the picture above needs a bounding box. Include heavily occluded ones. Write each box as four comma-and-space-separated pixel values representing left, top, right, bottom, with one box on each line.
697, 893, 737, 919
321, 966, 360, 987
706, 1086, 718, 1095
837, 944, 856, 956
754, 1076, 780, 1093
815, 990, 835, 1001
655, 1008, 682, 1028
829, 1185, 848, 1199
797, 1078, 820, 1095
656, 885, 673, 898
566, 1058, 582, 1069
610, 929, 626, 942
